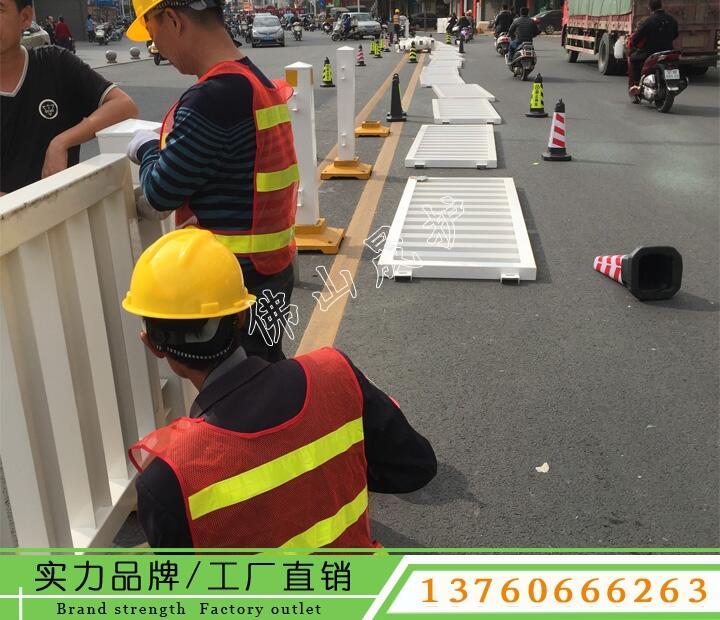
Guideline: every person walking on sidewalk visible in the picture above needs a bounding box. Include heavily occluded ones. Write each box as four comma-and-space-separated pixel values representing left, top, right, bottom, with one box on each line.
126, 0, 299, 363
123, 228, 437, 548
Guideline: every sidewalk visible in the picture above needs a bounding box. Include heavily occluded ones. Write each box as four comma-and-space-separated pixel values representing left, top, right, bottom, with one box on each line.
75, 38, 152, 69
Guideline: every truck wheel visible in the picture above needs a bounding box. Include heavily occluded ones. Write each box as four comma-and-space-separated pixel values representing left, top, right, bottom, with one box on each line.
598, 33, 618, 75
567, 49, 579, 63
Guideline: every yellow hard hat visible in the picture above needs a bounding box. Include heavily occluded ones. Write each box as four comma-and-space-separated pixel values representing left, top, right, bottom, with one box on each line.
394, 8, 400, 13
127, 0, 163, 41
123, 228, 256, 320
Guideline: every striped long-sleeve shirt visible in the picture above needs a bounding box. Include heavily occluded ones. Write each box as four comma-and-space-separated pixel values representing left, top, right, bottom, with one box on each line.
137, 58, 277, 281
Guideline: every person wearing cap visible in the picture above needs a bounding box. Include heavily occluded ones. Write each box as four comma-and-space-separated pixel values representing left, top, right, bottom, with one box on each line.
124, 228, 437, 548
125, 0, 299, 363
0, 0, 138, 195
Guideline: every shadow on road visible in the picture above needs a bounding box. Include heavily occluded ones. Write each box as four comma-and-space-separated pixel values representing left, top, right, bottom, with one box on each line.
396, 461, 484, 507
651, 291, 719, 312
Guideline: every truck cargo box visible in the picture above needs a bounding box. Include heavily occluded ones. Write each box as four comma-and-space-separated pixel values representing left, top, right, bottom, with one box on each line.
569, 0, 633, 17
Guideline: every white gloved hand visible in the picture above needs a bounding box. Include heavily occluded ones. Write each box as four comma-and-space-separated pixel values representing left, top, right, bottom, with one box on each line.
126, 129, 160, 165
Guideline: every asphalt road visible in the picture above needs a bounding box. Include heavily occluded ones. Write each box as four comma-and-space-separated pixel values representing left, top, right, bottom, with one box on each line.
97, 32, 720, 549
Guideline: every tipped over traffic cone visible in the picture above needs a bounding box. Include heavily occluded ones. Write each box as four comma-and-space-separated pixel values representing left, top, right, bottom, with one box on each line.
386, 73, 407, 122
320, 57, 335, 87
408, 41, 418, 63
593, 246, 683, 301
542, 99, 571, 161
356, 45, 366, 67
526, 74, 548, 118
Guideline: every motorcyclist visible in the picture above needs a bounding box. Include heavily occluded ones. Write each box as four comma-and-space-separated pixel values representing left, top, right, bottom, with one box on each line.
506, 7, 539, 64
456, 11, 470, 32
494, 4, 514, 38
627, 0, 679, 96
341, 12, 352, 37
445, 13, 457, 34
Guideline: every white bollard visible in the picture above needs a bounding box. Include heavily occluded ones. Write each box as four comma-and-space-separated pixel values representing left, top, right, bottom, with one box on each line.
336, 46, 356, 162
284, 62, 318, 226
320, 46, 372, 180
404, 19, 410, 38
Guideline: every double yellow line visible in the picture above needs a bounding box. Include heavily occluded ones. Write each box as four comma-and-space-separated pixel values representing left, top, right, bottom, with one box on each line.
297, 53, 426, 355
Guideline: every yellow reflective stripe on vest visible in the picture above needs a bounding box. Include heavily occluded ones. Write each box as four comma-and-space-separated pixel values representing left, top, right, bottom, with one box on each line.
213, 226, 294, 255
256, 163, 299, 193
255, 104, 291, 130
188, 418, 364, 520
280, 487, 368, 548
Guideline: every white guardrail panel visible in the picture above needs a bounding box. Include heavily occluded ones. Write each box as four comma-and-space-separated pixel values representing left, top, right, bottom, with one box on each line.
432, 98, 502, 124
432, 83, 496, 102
0, 155, 164, 547
405, 125, 497, 169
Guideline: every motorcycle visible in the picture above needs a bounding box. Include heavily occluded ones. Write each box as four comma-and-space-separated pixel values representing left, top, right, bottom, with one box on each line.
331, 23, 359, 42
452, 25, 472, 45
630, 50, 688, 113
94, 22, 110, 45
322, 22, 333, 34
495, 31, 510, 56
292, 22, 302, 40
507, 42, 537, 80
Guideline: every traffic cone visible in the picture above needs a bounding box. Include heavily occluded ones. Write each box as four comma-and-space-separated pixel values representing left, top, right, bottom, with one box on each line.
445, 31, 451, 44
374, 38, 383, 58
542, 99, 571, 161
386, 73, 407, 122
526, 74, 548, 118
320, 57, 335, 88
383, 34, 391, 52
408, 41, 418, 63
593, 246, 683, 301
356, 44, 365, 67
459, 37, 465, 54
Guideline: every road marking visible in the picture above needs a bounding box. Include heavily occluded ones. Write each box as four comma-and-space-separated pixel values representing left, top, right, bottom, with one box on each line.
316, 53, 410, 182
297, 53, 426, 355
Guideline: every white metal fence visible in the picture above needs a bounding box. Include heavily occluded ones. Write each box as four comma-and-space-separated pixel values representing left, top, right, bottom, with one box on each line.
0, 154, 189, 548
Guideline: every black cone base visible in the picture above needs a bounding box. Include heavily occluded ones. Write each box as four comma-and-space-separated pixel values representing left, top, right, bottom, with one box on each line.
386, 112, 407, 122
526, 110, 548, 118
621, 246, 683, 301
542, 147, 571, 161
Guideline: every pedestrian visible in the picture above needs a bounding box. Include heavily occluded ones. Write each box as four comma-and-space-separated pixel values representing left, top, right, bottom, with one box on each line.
53, 15, 72, 48
392, 8, 401, 41
86, 13, 95, 42
123, 228, 437, 548
0, 0, 139, 196
126, 0, 300, 363
44, 15, 55, 44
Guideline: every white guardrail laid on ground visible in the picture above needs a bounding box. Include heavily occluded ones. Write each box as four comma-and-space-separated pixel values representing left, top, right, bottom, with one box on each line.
0, 150, 195, 548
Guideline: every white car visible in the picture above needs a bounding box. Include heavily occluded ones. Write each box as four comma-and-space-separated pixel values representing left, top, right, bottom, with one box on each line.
21, 22, 50, 49
347, 12, 381, 39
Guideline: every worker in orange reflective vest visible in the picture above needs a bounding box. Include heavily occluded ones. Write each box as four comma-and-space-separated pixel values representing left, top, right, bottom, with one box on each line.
125, 0, 298, 362
123, 229, 437, 548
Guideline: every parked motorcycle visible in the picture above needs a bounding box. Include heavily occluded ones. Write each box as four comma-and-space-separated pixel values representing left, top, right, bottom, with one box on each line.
94, 22, 110, 45
495, 31, 510, 56
630, 50, 688, 113
507, 42, 537, 80
292, 22, 302, 41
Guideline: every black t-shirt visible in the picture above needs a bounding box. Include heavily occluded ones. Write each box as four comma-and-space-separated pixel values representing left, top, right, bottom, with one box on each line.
0, 46, 114, 194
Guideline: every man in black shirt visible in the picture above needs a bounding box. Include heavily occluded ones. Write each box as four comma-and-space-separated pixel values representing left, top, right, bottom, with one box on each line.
0, 0, 138, 195
507, 7, 540, 64
494, 4, 514, 37
628, 0, 679, 94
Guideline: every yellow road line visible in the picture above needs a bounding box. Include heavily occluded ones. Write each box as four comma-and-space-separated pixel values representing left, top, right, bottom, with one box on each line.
316, 53, 410, 182
297, 54, 426, 355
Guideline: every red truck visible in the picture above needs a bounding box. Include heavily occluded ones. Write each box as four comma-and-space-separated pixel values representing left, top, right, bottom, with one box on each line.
562, 0, 719, 76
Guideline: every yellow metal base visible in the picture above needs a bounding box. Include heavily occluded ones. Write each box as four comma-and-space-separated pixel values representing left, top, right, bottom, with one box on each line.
295, 218, 345, 254
355, 120, 391, 138
320, 157, 373, 180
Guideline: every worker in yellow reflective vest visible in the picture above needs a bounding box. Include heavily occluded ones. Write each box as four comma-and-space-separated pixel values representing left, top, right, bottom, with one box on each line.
125, 0, 298, 362
123, 229, 437, 548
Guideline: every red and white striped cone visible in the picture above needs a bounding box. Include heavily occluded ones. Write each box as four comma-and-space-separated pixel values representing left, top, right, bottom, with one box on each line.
593, 254, 624, 285
356, 44, 366, 67
542, 99, 572, 162
593, 246, 683, 301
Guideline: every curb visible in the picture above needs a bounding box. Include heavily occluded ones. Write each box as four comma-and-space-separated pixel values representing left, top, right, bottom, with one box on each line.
90, 57, 153, 70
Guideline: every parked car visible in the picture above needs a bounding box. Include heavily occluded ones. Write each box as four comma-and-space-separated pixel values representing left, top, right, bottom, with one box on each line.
21, 22, 50, 49
531, 9, 563, 35
251, 13, 284, 47
410, 13, 437, 30
347, 12, 381, 38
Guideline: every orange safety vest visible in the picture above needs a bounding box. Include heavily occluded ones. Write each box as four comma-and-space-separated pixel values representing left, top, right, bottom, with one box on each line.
160, 60, 298, 276
129, 348, 380, 549
393, 14, 400, 25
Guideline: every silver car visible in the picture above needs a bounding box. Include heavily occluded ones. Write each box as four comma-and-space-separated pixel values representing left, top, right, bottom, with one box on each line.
21, 22, 50, 49
347, 12, 381, 39
251, 14, 285, 48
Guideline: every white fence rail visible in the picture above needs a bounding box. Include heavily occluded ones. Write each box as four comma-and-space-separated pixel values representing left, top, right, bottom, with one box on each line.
0, 154, 186, 547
